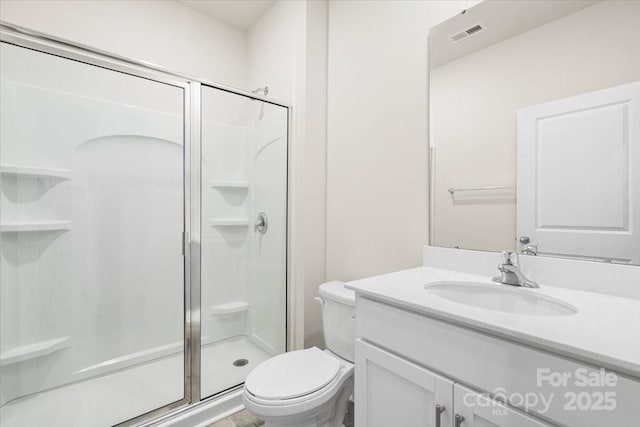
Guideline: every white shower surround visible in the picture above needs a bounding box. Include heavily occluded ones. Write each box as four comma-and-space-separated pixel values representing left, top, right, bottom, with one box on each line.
0, 52, 185, 406
0, 40, 288, 423
200, 87, 288, 385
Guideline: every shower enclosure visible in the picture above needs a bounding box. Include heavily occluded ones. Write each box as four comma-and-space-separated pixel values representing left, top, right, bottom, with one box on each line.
0, 26, 289, 427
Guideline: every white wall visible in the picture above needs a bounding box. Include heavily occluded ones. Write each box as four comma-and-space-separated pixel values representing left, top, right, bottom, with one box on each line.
431, 0, 640, 252
326, 0, 479, 282
0, 0, 247, 88
247, 0, 306, 103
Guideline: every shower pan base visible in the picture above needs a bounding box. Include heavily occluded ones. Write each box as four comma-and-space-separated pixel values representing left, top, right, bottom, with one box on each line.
0, 336, 270, 427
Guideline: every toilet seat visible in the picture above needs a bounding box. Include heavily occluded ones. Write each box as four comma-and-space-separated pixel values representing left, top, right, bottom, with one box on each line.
245, 347, 341, 401
243, 348, 353, 417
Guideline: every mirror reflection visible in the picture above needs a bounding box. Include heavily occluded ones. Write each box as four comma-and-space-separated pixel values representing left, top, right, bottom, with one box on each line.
429, 0, 640, 264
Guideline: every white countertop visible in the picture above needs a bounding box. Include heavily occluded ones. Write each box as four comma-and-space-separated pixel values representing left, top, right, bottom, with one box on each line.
345, 267, 640, 378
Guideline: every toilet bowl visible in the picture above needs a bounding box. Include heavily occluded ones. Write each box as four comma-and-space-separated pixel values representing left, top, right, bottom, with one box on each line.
242, 281, 355, 427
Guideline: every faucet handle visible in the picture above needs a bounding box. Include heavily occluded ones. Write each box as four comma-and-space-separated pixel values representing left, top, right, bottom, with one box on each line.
500, 250, 520, 266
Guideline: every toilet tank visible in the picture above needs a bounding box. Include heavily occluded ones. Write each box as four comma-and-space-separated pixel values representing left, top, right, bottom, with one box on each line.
318, 281, 356, 362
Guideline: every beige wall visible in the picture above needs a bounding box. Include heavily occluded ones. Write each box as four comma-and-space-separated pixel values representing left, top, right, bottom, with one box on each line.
325, 0, 479, 283
431, 0, 640, 252
0, 0, 247, 88
244, 0, 450, 350
301, 0, 329, 348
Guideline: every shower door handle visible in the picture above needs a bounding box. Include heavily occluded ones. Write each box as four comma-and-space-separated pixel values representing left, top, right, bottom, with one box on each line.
255, 212, 268, 234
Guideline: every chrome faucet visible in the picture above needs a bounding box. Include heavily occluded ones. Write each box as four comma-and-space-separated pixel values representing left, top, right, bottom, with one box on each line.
492, 251, 539, 288
519, 236, 538, 256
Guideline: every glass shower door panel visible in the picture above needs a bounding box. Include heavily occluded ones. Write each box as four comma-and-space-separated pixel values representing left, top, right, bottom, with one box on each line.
0, 43, 185, 426
200, 86, 287, 398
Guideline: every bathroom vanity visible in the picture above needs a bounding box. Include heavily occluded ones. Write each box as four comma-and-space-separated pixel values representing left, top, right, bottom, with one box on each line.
346, 249, 640, 427
403, 1, 640, 424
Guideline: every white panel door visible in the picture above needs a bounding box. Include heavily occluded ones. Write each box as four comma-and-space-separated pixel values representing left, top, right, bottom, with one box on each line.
453, 384, 550, 427
517, 81, 640, 263
355, 339, 454, 427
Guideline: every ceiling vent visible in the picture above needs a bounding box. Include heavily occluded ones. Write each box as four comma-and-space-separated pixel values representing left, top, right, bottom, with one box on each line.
449, 23, 485, 43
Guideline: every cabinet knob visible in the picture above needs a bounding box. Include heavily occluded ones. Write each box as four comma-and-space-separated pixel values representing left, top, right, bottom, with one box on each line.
435, 404, 445, 427
455, 414, 465, 427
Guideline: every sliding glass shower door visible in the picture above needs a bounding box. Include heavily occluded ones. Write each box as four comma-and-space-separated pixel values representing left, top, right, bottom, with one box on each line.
1, 30, 290, 427
0, 42, 187, 426
200, 86, 288, 399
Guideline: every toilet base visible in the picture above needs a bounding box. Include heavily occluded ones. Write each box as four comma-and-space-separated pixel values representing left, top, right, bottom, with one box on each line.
250, 380, 353, 427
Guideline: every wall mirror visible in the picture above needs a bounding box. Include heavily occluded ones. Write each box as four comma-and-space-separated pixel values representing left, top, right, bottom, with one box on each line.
429, 0, 640, 265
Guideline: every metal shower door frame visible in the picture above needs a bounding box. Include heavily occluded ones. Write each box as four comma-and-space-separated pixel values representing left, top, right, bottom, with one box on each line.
0, 25, 195, 426
0, 22, 291, 427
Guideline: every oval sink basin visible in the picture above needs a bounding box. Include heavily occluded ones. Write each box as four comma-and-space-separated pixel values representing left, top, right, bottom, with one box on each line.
425, 282, 578, 316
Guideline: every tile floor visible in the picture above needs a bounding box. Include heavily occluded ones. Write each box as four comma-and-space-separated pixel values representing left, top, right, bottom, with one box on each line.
209, 401, 355, 427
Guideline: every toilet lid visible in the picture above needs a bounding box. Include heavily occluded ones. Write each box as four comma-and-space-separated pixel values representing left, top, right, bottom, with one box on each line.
245, 347, 341, 400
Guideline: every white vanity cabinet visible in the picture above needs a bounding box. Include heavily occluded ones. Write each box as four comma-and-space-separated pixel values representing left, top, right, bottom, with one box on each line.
356, 339, 549, 427
353, 296, 640, 427
453, 384, 550, 427
355, 339, 454, 427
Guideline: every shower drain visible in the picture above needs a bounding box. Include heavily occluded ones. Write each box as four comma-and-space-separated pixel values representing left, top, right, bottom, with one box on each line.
233, 358, 249, 367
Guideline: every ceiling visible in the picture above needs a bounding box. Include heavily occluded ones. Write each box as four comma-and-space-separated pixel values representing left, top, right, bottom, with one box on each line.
179, 0, 276, 30
429, 0, 599, 68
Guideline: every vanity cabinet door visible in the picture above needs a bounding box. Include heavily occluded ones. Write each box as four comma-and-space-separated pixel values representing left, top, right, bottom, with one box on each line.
453, 384, 551, 427
355, 339, 454, 427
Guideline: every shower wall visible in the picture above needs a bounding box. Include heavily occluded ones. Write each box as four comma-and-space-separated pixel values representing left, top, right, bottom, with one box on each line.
201, 93, 286, 351
1, 29, 289, 426
248, 106, 288, 356
201, 93, 252, 345
0, 43, 185, 407
3, 0, 316, 353
200, 87, 287, 398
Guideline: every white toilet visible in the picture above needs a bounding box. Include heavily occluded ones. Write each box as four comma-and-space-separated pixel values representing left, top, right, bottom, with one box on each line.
243, 281, 355, 427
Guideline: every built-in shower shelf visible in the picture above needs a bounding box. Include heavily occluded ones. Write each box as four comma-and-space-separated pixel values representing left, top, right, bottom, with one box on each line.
0, 221, 71, 232
0, 164, 71, 180
210, 180, 249, 189
0, 336, 71, 366
210, 218, 249, 227
210, 301, 250, 315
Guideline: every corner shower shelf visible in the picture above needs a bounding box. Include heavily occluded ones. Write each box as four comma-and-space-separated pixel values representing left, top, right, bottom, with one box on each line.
0, 165, 71, 180
210, 218, 249, 227
0, 336, 71, 366
210, 301, 249, 315
0, 221, 71, 233
210, 180, 249, 189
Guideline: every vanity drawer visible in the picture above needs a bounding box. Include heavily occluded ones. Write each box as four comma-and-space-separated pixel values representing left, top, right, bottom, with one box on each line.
356, 296, 640, 426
